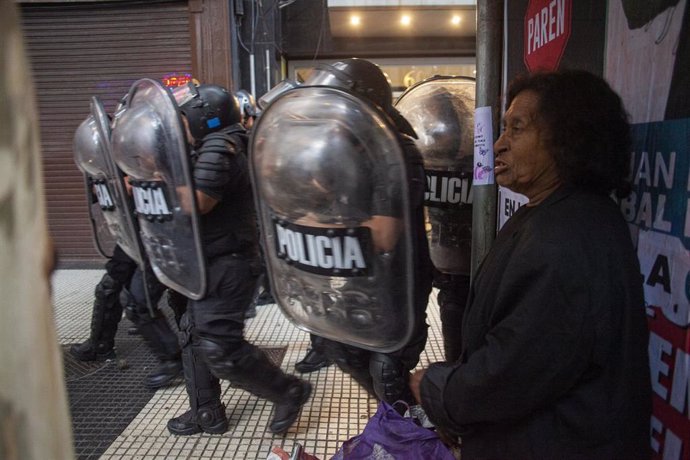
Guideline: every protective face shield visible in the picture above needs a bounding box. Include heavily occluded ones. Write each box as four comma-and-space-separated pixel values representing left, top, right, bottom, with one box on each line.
304, 58, 393, 110
73, 96, 145, 264
111, 78, 207, 299
395, 76, 476, 275
173, 83, 240, 140
257, 78, 300, 111
250, 85, 415, 352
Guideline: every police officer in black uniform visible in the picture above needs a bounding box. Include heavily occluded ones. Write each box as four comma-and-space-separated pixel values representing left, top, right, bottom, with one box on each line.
299, 59, 433, 406
70, 244, 137, 361
395, 77, 476, 363
235, 88, 275, 316
166, 83, 311, 435
71, 100, 182, 387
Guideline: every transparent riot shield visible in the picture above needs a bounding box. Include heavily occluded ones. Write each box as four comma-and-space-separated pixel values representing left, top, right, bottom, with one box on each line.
395, 76, 476, 275
250, 86, 414, 352
110, 78, 206, 300
73, 97, 145, 265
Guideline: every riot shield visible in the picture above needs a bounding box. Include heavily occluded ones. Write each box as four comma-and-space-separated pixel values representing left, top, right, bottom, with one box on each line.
73, 97, 145, 265
110, 78, 206, 300
250, 86, 414, 352
395, 76, 476, 275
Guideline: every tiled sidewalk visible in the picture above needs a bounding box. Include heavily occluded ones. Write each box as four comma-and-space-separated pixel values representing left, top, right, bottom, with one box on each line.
52, 269, 444, 460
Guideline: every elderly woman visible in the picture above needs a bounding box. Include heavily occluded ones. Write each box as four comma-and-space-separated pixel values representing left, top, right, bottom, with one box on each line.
410, 70, 652, 459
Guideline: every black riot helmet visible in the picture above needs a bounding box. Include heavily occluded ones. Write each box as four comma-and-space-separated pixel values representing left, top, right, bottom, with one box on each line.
173, 83, 241, 140
305, 58, 393, 110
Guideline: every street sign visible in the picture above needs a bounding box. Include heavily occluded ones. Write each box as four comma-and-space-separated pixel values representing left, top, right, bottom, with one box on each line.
523, 0, 572, 72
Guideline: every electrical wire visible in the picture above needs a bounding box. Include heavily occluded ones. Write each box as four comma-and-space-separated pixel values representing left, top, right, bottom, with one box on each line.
311, 0, 325, 62
236, 13, 252, 54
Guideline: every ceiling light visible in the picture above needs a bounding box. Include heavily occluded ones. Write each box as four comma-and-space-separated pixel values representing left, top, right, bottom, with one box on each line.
400, 14, 412, 26
451, 15, 461, 25
350, 15, 361, 26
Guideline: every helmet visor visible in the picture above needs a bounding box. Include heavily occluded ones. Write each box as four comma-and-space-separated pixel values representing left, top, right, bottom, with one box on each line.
258, 79, 300, 110
171, 83, 197, 108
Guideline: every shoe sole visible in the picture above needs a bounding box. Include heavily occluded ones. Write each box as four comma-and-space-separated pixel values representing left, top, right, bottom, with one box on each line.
145, 371, 183, 389
294, 361, 333, 374
167, 420, 229, 436
167, 423, 202, 436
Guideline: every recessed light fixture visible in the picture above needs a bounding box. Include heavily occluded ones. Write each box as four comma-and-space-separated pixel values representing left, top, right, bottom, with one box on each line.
350, 15, 361, 26
400, 14, 412, 26
451, 15, 461, 25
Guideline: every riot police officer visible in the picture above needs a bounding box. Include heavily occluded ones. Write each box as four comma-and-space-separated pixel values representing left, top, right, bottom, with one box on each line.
72, 98, 182, 389
235, 88, 258, 131
395, 77, 476, 362
317, 59, 432, 405
70, 244, 137, 361
257, 58, 433, 405
235, 88, 275, 315
165, 83, 311, 435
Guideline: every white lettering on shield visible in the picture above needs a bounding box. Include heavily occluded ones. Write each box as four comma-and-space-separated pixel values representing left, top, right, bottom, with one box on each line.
133, 186, 172, 216
425, 174, 471, 204
276, 225, 366, 270
94, 182, 114, 208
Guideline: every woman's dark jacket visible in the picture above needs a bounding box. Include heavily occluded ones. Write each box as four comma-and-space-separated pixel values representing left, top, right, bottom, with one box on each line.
420, 186, 652, 459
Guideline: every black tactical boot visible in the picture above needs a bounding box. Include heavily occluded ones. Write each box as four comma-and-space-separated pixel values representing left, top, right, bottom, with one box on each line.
70, 339, 115, 361
294, 348, 332, 373
145, 359, 183, 389
269, 379, 312, 434
70, 273, 125, 362
322, 341, 376, 397
168, 341, 228, 435
198, 340, 312, 434
167, 404, 228, 435
130, 313, 183, 389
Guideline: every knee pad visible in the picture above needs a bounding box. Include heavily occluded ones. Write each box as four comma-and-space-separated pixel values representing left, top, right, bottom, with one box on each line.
196, 337, 254, 383
95, 273, 121, 301
369, 353, 410, 404
197, 338, 234, 369
167, 290, 188, 320
178, 311, 193, 348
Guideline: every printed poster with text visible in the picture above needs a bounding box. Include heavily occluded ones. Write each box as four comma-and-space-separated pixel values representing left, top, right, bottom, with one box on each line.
607, 0, 690, 457
506, 0, 690, 457
502, 0, 608, 226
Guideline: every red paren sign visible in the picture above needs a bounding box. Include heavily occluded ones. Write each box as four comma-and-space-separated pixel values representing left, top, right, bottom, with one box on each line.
524, 0, 572, 72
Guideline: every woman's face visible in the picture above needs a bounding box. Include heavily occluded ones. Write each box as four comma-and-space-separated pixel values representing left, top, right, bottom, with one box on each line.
494, 90, 560, 203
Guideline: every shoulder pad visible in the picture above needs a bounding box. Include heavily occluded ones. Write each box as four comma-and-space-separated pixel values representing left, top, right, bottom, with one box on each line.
200, 124, 248, 155
196, 137, 237, 157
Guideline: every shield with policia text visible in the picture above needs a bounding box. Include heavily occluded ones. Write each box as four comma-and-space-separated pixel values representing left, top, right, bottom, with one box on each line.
250, 85, 415, 352
73, 96, 145, 264
110, 78, 206, 300
395, 76, 476, 275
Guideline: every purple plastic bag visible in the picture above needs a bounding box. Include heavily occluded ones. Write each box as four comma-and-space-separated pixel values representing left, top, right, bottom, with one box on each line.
331, 401, 456, 460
